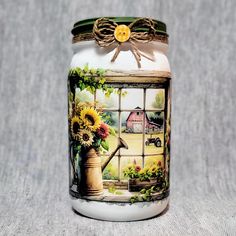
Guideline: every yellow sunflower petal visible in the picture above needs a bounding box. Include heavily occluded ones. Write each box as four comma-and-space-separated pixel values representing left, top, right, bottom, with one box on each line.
70, 116, 81, 140
78, 129, 94, 147
80, 107, 101, 131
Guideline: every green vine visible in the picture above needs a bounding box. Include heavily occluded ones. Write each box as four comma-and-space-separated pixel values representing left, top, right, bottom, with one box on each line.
108, 185, 123, 195
130, 176, 168, 204
68, 64, 114, 97
130, 186, 155, 203
130, 183, 166, 204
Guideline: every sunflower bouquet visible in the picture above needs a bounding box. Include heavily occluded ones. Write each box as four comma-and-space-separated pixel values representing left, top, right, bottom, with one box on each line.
69, 102, 113, 152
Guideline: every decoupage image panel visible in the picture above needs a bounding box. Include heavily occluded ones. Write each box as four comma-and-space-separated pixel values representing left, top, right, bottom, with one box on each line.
68, 66, 170, 203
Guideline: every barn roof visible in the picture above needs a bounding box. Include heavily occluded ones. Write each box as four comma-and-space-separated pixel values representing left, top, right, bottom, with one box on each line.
126, 107, 149, 122
149, 121, 161, 128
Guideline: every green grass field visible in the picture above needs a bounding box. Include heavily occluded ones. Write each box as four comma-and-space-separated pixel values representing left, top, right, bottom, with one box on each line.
106, 132, 164, 155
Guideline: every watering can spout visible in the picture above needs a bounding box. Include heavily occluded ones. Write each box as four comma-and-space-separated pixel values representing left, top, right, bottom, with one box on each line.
101, 137, 128, 171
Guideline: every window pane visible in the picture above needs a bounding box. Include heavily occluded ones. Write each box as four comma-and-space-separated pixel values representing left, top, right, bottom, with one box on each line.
120, 112, 143, 155
75, 89, 94, 103
121, 89, 144, 109
145, 112, 164, 154
102, 111, 119, 128
145, 112, 164, 132
146, 89, 165, 110
120, 156, 142, 180
96, 89, 119, 109
145, 133, 164, 154
101, 111, 119, 154
101, 156, 119, 180
144, 155, 164, 168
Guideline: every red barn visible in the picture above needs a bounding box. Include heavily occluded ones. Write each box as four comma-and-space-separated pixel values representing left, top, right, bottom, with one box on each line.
125, 107, 161, 133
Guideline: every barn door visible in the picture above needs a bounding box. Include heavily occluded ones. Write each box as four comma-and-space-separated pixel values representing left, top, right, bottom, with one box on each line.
133, 123, 142, 132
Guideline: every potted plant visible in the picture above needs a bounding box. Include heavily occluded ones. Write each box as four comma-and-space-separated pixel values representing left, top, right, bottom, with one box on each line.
123, 162, 165, 192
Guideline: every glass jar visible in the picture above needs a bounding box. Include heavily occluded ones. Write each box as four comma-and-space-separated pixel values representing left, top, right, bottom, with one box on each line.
68, 17, 171, 221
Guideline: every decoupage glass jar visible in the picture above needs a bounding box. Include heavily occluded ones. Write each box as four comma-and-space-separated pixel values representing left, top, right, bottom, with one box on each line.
68, 17, 171, 221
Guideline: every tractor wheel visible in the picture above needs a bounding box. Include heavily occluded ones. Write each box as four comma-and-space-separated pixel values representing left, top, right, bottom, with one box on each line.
155, 140, 161, 147
145, 141, 149, 146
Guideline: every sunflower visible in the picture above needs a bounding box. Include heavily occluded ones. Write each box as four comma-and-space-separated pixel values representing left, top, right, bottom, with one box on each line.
78, 129, 94, 147
75, 101, 94, 115
149, 164, 158, 173
70, 116, 81, 140
127, 164, 134, 170
139, 166, 150, 175
123, 164, 134, 173
97, 122, 109, 140
80, 107, 101, 131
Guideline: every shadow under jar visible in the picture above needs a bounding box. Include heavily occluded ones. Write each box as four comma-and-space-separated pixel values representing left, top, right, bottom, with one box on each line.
68, 17, 171, 221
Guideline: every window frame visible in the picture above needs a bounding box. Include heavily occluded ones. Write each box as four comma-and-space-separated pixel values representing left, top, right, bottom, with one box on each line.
93, 82, 169, 183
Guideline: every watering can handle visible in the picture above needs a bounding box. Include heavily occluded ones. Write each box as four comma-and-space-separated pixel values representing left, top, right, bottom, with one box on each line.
101, 137, 128, 171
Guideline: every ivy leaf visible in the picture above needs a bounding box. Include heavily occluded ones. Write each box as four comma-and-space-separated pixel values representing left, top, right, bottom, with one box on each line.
97, 68, 105, 76
142, 195, 147, 201
79, 83, 86, 91
83, 64, 89, 73
105, 92, 110, 98
108, 186, 116, 193
74, 145, 81, 152
115, 191, 123, 195
99, 78, 106, 84
90, 68, 96, 75
91, 86, 96, 93
68, 92, 73, 102
109, 127, 116, 136
75, 67, 81, 75
116, 90, 121, 95
101, 140, 109, 151
121, 91, 128, 97
79, 71, 84, 77
150, 186, 156, 192
93, 138, 101, 148
140, 189, 146, 194
84, 76, 89, 81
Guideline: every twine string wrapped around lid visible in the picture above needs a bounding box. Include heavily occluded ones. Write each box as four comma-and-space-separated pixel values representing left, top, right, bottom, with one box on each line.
93, 18, 157, 68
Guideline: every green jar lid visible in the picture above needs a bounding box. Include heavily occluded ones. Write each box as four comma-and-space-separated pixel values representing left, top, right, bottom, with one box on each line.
71, 17, 167, 36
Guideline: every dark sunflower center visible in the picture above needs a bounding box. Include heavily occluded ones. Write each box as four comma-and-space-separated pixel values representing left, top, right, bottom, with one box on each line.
83, 133, 90, 141
73, 122, 80, 134
100, 127, 105, 133
85, 114, 95, 125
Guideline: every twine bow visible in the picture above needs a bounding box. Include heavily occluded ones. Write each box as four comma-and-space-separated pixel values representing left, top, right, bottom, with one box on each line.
93, 18, 156, 68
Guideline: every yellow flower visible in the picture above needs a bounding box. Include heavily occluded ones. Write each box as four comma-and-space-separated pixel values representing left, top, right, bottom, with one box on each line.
149, 165, 158, 173
123, 164, 134, 172
78, 129, 94, 147
139, 166, 149, 175
80, 107, 101, 131
70, 116, 81, 141
75, 101, 94, 114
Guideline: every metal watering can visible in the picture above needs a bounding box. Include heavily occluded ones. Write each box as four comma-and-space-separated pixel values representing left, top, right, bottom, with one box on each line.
79, 137, 128, 196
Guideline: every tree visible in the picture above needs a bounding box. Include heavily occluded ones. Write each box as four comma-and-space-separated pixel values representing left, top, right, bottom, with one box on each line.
149, 112, 164, 127
150, 90, 164, 127
152, 90, 164, 109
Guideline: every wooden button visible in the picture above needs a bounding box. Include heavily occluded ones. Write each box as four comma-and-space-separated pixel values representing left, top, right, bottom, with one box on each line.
114, 25, 131, 43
